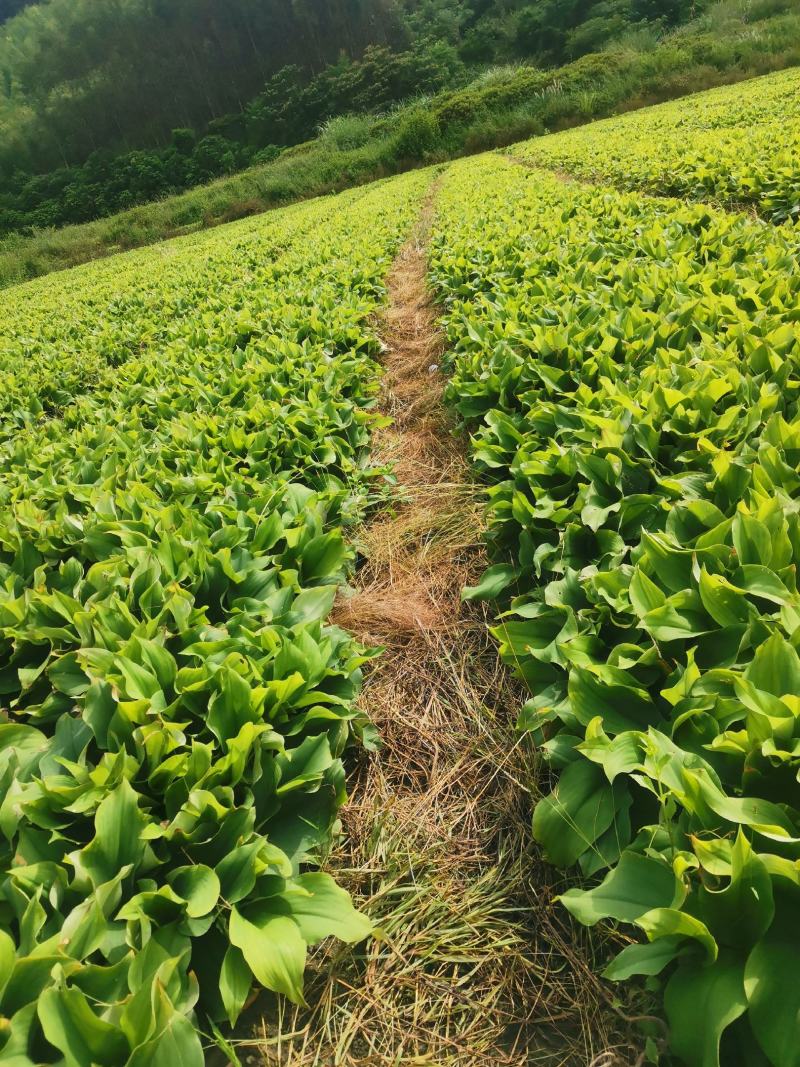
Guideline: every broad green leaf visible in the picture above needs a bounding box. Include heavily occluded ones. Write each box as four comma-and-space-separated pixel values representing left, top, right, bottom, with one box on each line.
732, 513, 773, 568
75, 778, 148, 888
569, 666, 657, 734
216, 842, 265, 904
629, 568, 666, 617
578, 721, 642, 782
300, 532, 347, 581
744, 893, 800, 1067
733, 565, 792, 605
284, 874, 372, 945
125, 983, 204, 1067
693, 771, 797, 839
560, 850, 682, 926
745, 632, 800, 697
698, 568, 749, 627
532, 759, 626, 868
0, 929, 16, 1000
167, 866, 220, 918
285, 586, 337, 625
637, 908, 718, 962
664, 954, 747, 1067
229, 906, 307, 1005
603, 936, 684, 981
698, 831, 774, 949
116, 657, 161, 701
220, 945, 253, 1027
462, 564, 519, 602
0, 1002, 38, 1065
207, 665, 258, 746
38, 986, 130, 1067
275, 734, 333, 794
48, 652, 90, 698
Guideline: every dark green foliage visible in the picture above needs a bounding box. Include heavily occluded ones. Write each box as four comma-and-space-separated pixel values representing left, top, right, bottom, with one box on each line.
631, 0, 698, 23
0, 0, 405, 174
171, 128, 196, 156
0, 39, 465, 236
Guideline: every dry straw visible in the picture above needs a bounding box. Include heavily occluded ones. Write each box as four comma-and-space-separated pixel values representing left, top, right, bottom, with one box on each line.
227, 196, 646, 1067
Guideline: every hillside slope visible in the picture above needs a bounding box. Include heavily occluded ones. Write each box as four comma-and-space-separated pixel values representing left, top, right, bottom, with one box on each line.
1, 1, 798, 289
2, 0, 793, 239
0, 0, 705, 174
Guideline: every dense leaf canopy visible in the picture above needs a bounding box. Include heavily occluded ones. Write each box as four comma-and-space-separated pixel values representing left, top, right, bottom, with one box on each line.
0, 161, 429, 1064
428, 70, 800, 1064
0, 0, 708, 212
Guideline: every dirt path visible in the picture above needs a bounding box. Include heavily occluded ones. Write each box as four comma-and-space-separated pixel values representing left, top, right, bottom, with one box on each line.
250, 189, 643, 1067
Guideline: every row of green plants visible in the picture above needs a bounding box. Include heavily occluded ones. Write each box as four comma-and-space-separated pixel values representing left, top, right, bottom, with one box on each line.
0, 168, 429, 1064
429, 153, 800, 1066
516, 63, 800, 223
0, 192, 336, 431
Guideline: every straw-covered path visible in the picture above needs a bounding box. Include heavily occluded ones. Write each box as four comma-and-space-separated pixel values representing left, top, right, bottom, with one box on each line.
251, 182, 644, 1067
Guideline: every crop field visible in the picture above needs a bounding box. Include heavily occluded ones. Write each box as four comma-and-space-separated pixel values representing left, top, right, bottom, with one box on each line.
429, 149, 800, 1066
515, 65, 800, 223
0, 169, 429, 1065
1, 63, 800, 1067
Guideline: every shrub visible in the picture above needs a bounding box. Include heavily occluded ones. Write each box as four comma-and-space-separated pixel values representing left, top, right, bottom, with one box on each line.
251, 145, 281, 166
434, 89, 485, 128
171, 127, 197, 155
318, 113, 378, 151
393, 108, 441, 159
167, 201, 205, 228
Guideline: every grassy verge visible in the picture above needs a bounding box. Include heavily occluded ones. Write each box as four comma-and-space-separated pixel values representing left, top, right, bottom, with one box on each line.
1, 3, 798, 290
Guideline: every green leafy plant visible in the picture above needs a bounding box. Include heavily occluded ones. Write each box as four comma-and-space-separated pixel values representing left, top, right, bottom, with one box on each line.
0, 168, 430, 1063
430, 150, 800, 1066
515, 64, 800, 223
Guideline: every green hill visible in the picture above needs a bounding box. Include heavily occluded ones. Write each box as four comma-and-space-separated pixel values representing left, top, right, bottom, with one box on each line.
1, 0, 798, 288
2, 0, 793, 240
